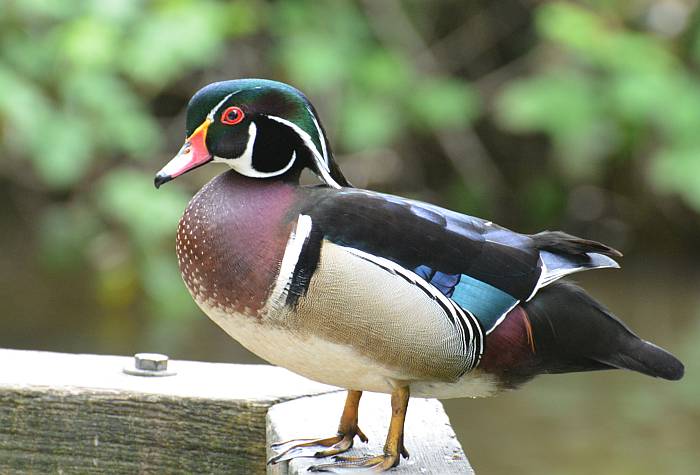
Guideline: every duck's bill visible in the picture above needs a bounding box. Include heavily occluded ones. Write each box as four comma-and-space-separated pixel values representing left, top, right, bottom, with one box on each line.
154, 119, 212, 188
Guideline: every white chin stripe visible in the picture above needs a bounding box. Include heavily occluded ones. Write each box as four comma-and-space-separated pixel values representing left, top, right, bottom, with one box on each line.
265, 114, 341, 189
218, 121, 297, 178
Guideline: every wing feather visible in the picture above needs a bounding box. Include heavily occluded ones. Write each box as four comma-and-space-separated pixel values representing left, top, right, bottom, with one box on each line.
298, 187, 620, 332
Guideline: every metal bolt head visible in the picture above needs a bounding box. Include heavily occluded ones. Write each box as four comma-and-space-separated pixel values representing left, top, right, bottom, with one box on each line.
135, 353, 169, 371
123, 352, 176, 377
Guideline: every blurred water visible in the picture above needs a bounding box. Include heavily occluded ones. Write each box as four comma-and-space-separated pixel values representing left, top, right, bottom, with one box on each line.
444, 264, 700, 475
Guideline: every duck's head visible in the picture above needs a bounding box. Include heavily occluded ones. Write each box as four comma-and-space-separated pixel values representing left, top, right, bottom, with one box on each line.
154, 79, 349, 189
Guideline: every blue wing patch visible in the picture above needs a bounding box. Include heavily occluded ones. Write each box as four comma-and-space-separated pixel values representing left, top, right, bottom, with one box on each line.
415, 265, 518, 333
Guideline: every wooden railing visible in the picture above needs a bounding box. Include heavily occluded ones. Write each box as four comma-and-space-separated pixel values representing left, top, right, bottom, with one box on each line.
0, 349, 473, 474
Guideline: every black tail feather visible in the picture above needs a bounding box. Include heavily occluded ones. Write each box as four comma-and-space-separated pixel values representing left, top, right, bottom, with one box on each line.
599, 339, 685, 381
522, 281, 684, 381
531, 231, 623, 257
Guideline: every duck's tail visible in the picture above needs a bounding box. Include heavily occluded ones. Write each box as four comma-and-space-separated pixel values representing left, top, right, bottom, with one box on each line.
481, 281, 684, 387
522, 281, 684, 381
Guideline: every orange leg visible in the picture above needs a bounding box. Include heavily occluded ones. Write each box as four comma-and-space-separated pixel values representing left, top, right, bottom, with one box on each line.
268, 390, 368, 464
308, 385, 410, 472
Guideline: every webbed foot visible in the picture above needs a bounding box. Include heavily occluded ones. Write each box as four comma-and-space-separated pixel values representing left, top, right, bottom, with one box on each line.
268, 390, 367, 464
307, 448, 409, 472
268, 428, 368, 464
308, 385, 411, 473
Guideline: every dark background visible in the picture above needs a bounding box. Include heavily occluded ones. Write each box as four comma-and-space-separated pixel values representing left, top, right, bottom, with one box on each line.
2, 1, 698, 473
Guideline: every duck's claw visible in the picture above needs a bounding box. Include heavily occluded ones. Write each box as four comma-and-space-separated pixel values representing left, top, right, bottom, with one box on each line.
307, 385, 412, 472
268, 390, 368, 465
307, 453, 403, 473
267, 431, 367, 464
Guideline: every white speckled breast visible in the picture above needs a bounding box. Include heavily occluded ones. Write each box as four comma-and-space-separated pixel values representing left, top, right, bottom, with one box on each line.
176, 171, 298, 318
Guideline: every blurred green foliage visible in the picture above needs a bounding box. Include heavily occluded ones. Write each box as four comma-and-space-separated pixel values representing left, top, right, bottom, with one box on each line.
497, 2, 700, 208
2, 0, 245, 322
273, 1, 478, 150
2, 0, 699, 329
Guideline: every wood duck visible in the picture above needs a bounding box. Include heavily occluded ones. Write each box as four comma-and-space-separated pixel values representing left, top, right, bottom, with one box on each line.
155, 79, 684, 472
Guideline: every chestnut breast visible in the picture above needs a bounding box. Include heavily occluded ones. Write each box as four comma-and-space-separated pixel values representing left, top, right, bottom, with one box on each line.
176, 171, 298, 316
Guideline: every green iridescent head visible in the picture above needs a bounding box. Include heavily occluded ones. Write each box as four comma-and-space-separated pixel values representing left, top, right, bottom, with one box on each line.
155, 79, 349, 188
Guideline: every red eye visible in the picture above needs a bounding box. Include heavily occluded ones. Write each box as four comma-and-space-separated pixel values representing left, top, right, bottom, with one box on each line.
221, 106, 244, 125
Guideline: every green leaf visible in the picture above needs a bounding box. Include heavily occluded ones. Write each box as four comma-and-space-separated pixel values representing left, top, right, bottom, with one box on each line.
2, 30, 59, 78
537, 2, 606, 54
0, 65, 53, 148
496, 71, 616, 177
655, 80, 700, 148
497, 71, 600, 138
608, 72, 672, 122
58, 17, 119, 69
537, 2, 674, 74
38, 204, 99, 270
119, 2, 229, 87
408, 78, 479, 130
353, 49, 414, 97
30, 114, 94, 188
61, 72, 161, 155
279, 33, 351, 91
10, 0, 81, 20
89, 0, 141, 23
651, 147, 700, 210
274, 2, 368, 93
96, 168, 190, 247
141, 252, 197, 320
340, 95, 403, 151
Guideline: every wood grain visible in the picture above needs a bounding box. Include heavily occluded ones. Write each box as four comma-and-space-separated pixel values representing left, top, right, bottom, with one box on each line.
0, 349, 336, 474
0, 349, 472, 474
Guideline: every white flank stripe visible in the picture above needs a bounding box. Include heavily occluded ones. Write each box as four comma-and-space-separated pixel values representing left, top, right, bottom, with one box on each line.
485, 300, 520, 336
265, 114, 342, 189
269, 215, 314, 306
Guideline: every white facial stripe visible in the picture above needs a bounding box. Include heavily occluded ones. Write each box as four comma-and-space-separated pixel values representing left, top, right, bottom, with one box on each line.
215, 121, 297, 178
313, 158, 342, 189
265, 114, 329, 173
307, 106, 329, 164
265, 114, 341, 189
207, 91, 238, 121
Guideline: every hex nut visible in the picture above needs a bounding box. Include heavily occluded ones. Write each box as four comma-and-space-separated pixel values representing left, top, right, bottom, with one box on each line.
123, 353, 176, 377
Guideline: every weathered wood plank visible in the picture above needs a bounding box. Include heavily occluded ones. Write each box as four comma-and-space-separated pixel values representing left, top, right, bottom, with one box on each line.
266, 391, 473, 474
0, 349, 337, 474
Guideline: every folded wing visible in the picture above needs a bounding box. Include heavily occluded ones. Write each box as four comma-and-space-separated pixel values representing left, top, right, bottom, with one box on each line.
299, 188, 621, 333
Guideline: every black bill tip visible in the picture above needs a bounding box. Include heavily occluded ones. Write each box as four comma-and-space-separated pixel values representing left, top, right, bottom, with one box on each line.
154, 173, 172, 189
